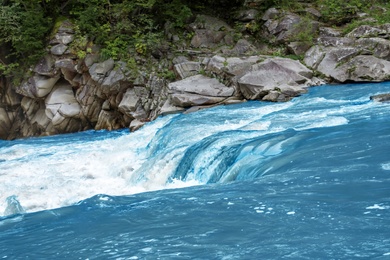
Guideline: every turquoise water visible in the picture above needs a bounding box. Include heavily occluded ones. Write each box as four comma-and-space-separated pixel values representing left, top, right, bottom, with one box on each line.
1, 83, 390, 259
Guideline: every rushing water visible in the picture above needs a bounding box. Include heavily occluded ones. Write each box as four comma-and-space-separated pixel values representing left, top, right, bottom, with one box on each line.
1, 83, 390, 259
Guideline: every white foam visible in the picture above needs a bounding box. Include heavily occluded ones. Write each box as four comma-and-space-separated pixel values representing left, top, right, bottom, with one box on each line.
381, 163, 390, 171
366, 204, 389, 210
294, 116, 349, 130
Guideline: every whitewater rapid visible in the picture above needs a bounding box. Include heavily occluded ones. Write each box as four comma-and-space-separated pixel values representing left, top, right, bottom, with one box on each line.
0, 83, 389, 215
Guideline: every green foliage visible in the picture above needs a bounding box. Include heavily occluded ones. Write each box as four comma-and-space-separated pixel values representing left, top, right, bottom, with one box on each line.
318, 0, 369, 25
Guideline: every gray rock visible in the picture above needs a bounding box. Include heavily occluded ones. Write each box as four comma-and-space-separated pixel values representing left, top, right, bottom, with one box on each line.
261, 8, 280, 21
76, 83, 104, 124
174, 62, 201, 79
95, 110, 125, 131
346, 25, 385, 38
34, 55, 59, 77
168, 74, 234, 97
237, 57, 312, 101
45, 81, 82, 126
170, 93, 226, 107
55, 59, 77, 72
17, 74, 60, 98
370, 93, 390, 102
118, 88, 140, 116
287, 42, 312, 55
207, 55, 264, 76
159, 99, 185, 115
129, 119, 146, 132
189, 15, 232, 48
356, 38, 390, 60
226, 39, 257, 56
317, 37, 356, 47
50, 44, 68, 56
319, 27, 342, 37
89, 59, 115, 84
236, 9, 259, 22
342, 55, 390, 82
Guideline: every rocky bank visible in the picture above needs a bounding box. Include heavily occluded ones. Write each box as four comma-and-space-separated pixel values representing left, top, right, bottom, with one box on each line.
1, 5, 390, 140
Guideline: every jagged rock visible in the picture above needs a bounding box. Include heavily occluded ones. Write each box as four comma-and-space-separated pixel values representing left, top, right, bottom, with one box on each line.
341, 55, 390, 82
45, 81, 82, 124
236, 9, 259, 22
34, 55, 59, 77
21, 98, 53, 132
89, 59, 115, 84
261, 8, 280, 21
225, 39, 257, 56
287, 42, 312, 55
129, 119, 145, 132
0, 107, 13, 139
189, 15, 233, 48
370, 93, 390, 102
159, 99, 185, 115
207, 55, 264, 76
174, 62, 201, 79
76, 81, 104, 124
17, 74, 61, 98
101, 65, 126, 94
317, 37, 356, 47
346, 25, 387, 38
50, 44, 68, 56
95, 110, 125, 131
237, 57, 313, 101
304, 7, 321, 20
319, 27, 342, 37
118, 88, 140, 116
356, 38, 390, 60
263, 11, 319, 44
55, 59, 77, 71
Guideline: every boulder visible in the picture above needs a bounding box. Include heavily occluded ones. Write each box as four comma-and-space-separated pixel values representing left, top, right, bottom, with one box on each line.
50, 44, 68, 56
346, 25, 387, 39
17, 74, 61, 98
167, 74, 234, 107
95, 110, 125, 131
207, 55, 264, 76
342, 55, 390, 82
45, 81, 82, 125
0, 107, 13, 139
118, 88, 140, 116
370, 93, 390, 102
189, 15, 233, 48
89, 59, 115, 84
34, 55, 59, 77
356, 38, 390, 60
168, 74, 234, 97
236, 9, 259, 22
174, 62, 201, 79
237, 57, 313, 101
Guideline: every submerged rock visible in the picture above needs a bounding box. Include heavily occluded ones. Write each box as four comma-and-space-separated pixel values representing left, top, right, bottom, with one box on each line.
370, 93, 390, 102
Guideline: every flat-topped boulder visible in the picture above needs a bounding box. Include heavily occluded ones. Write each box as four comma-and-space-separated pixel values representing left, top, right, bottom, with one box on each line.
237, 57, 315, 101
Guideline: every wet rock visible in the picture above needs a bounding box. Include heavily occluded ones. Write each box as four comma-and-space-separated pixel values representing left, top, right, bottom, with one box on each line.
370, 93, 390, 102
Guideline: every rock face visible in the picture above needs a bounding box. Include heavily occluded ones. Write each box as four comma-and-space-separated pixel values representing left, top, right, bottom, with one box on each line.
237, 57, 315, 101
2, 11, 390, 140
304, 23, 390, 82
